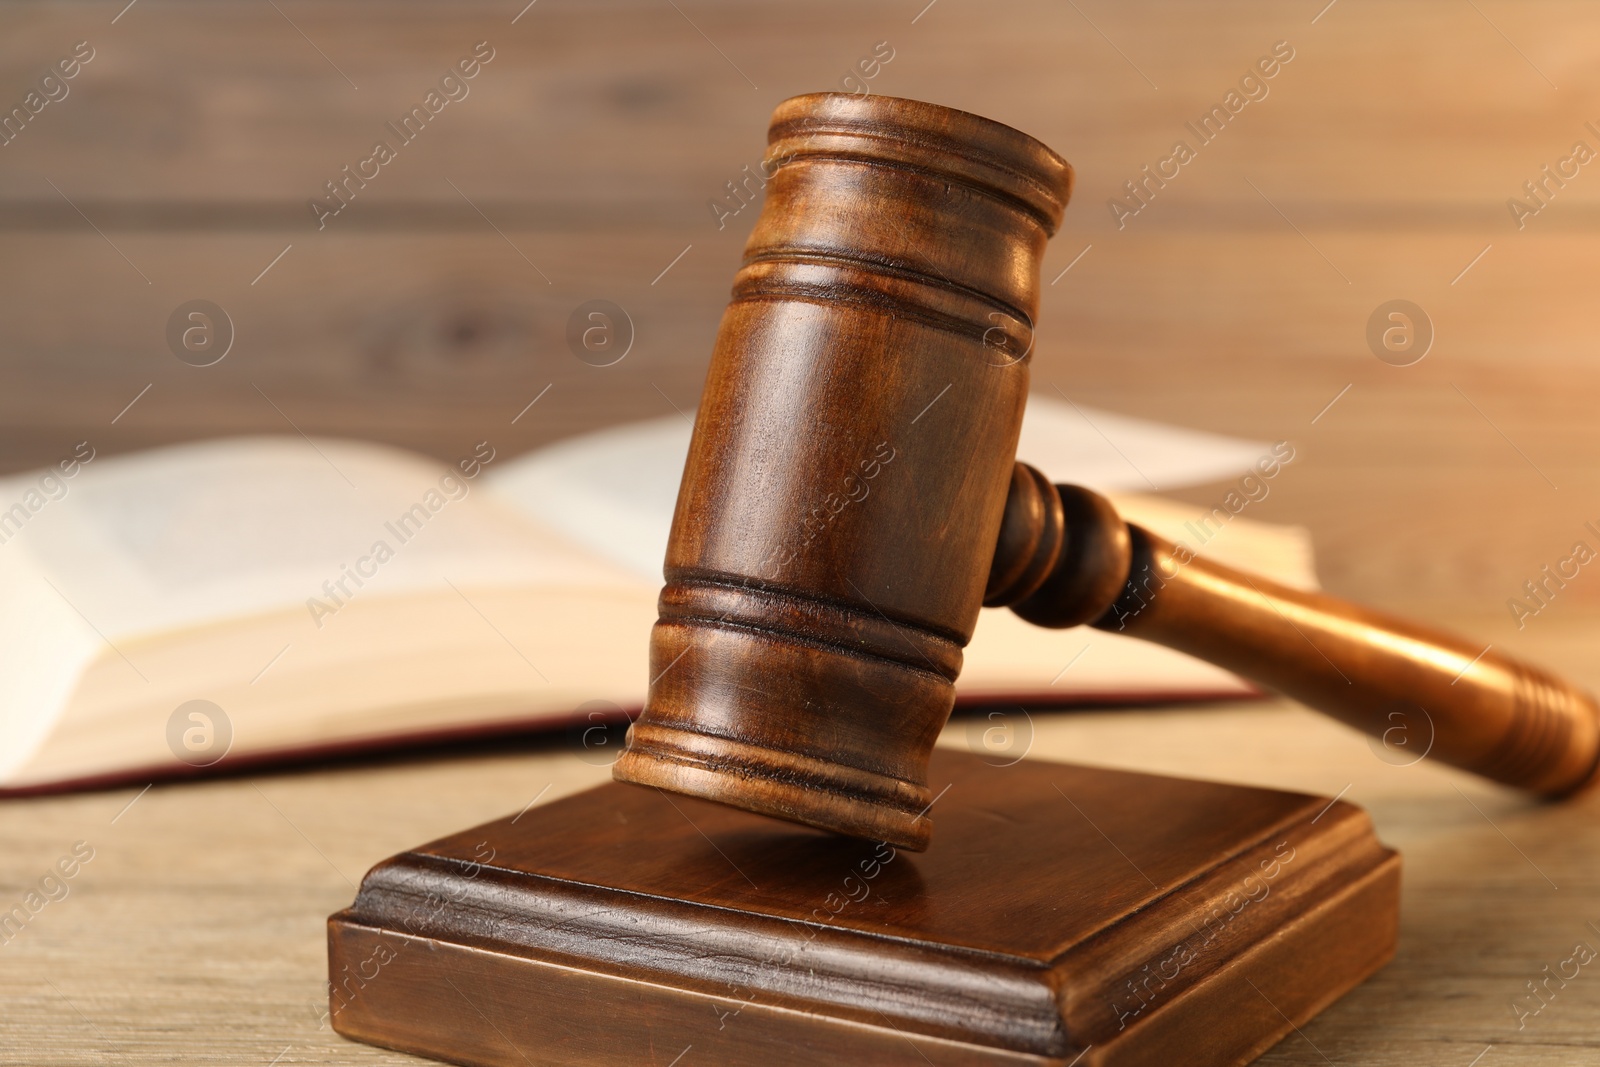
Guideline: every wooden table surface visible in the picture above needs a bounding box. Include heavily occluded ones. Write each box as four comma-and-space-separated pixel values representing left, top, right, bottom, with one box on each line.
4, 0, 1600, 1063
3, 618, 1599, 1066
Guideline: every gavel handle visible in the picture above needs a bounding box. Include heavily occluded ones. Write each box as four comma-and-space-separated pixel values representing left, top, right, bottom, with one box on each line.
986, 468, 1600, 796
1101, 522, 1600, 795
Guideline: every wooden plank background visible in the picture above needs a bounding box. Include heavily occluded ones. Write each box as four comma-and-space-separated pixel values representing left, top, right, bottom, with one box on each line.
3, 0, 1600, 613
3, 1, 1600, 1063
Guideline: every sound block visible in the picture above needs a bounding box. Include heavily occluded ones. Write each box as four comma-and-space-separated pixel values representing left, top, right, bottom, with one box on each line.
328, 750, 1398, 1066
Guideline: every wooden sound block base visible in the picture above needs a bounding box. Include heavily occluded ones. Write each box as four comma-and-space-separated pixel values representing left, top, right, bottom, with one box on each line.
328, 751, 1399, 1067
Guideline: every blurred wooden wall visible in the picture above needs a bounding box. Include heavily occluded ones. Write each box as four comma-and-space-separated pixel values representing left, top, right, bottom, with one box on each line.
2, 0, 1599, 621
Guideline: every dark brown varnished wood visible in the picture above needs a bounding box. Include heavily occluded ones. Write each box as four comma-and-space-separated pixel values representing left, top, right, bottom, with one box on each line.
614, 94, 1600, 850
326, 87, 1571, 1066
331, 94, 1405, 1067
611, 93, 1073, 850
329, 749, 1399, 1067
985, 470, 1600, 798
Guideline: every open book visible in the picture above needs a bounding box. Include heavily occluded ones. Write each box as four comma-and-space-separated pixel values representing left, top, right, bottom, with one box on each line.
0, 397, 1314, 791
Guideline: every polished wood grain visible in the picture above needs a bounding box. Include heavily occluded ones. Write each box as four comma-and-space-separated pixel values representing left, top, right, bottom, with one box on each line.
4, 2, 1600, 1064
612, 92, 1598, 849
612, 93, 1073, 849
987, 471, 1600, 797
330, 749, 1398, 1066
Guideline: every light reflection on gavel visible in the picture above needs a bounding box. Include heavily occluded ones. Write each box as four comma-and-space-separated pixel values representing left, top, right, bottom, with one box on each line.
611, 91, 1600, 850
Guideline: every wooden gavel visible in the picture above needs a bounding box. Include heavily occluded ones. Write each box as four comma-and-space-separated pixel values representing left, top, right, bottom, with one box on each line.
612, 92, 1600, 849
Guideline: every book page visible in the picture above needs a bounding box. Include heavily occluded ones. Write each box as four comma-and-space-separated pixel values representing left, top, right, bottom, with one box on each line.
1, 436, 644, 645
0, 545, 106, 781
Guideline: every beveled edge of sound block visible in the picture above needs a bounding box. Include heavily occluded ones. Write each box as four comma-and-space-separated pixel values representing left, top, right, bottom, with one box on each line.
328, 751, 1400, 1067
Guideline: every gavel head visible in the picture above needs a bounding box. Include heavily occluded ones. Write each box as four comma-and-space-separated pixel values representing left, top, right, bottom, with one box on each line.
612, 93, 1073, 850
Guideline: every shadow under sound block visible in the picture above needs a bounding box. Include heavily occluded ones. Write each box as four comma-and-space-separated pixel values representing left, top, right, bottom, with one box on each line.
328, 749, 1398, 1066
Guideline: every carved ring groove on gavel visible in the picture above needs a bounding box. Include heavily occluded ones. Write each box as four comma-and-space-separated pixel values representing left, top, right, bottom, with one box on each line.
612, 92, 1600, 850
